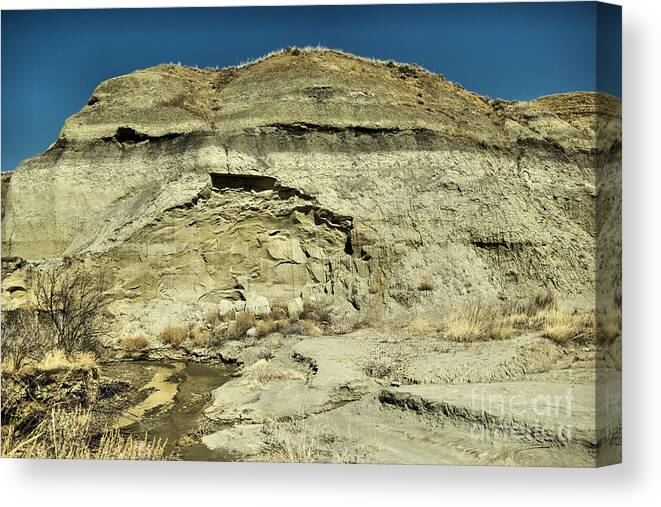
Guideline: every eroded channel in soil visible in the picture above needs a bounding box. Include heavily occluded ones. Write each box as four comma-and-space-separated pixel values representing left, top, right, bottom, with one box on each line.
101, 360, 235, 461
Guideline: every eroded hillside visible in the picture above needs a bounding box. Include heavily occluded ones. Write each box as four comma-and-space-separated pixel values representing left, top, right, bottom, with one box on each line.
1, 48, 621, 335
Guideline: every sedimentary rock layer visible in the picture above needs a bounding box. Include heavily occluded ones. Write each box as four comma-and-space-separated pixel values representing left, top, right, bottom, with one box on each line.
1, 48, 622, 331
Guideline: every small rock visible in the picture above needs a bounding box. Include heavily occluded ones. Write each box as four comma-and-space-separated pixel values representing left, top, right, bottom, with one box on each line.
246, 327, 258, 338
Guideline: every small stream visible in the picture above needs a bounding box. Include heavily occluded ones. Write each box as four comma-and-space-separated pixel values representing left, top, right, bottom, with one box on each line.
101, 360, 235, 461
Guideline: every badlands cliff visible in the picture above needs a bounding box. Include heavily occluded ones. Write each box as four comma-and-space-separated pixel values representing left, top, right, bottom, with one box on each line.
1, 48, 621, 335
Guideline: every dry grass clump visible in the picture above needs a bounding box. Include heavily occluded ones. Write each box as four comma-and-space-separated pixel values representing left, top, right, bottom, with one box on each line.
254, 317, 323, 338
417, 278, 435, 291
300, 299, 332, 324
205, 308, 223, 329
270, 301, 289, 321
410, 315, 443, 336
361, 345, 409, 381
301, 319, 323, 336
190, 325, 209, 347
255, 318, 279, 338
408, 291, 596, 347
119, 335, 150, 351
502, 291, 558, 328
243, 359, 306, 385
159, 323, 187, 347
541, 309, 595, 345
2, 406, 169, 460
259, 418, 373, 464
442, 300, 513, 342
37, 349, 98, 372
510, 291, 557, 316
226, 311, 256, 339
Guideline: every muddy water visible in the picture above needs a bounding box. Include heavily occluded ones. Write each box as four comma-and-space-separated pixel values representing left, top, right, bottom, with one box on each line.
102, 361, 235, 461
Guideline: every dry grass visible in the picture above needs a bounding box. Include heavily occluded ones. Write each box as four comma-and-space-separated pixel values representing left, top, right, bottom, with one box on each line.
507, 291, 557, 317
119, 335, 149, 352
541, 309, 595, 345
361, 345, 409, 381
190, 325, 209, 347
255, 318, 278, 338
417, 278, 435, 291
2, 406, 169, 460
301, 319, 323, 336
36, 349, 98, 372
205, 308, 223, 329
255, 318, 322, 338
442, 300, 513, 342
410, 315, 443, 336
159, 323, 187, 347
270, 301, 289, 321
300, 299, 332, 324
226, 311, 256, 339
242, 359, 306, 385
408, 292, 596, 347
259, 417, 373, 464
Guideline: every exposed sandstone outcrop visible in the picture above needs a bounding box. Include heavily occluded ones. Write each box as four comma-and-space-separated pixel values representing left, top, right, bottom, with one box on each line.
1, 48, 621, 334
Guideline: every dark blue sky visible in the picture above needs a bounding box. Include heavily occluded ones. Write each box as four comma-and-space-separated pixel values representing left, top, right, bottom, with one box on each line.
1, 2, 621, 172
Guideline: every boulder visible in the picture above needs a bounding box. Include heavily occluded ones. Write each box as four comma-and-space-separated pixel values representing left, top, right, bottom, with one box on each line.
218, 299, 236, 320
244, 294, 270, 317
287, 297, 304, 319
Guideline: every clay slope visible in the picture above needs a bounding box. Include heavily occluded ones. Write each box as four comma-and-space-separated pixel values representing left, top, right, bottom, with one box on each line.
1, 48, 621, 332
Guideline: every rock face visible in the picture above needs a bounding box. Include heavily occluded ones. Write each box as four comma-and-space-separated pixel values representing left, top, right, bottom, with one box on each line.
1, 48, 621, 333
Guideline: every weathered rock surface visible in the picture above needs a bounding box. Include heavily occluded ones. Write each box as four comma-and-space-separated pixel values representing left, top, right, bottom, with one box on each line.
201, 328, 616, 466
1, 48, 621, 334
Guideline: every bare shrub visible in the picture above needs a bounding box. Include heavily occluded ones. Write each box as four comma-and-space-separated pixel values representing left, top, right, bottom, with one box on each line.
275, 318, 323, 337
119, 335, 149, 352
279, 321, 307, 336
34, 264, 111, 356
160, 324, 187, 347
1, 308, 52, 371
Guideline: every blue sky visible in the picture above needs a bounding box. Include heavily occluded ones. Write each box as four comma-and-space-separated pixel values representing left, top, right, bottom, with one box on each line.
1, 2, 621, 172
